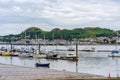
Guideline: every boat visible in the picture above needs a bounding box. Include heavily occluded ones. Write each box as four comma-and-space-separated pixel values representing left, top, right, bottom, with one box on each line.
46, 51, 58, 59
11, 49, 19, 57
19, 50, 33, 57
108, 50, 120, 57
81, 47, 95, 52
0, 47, 11, 56
11, 52, 19, 57
108, 32, 120, 57
35, 63, 50, 68
33, 54, 46, 58
67, 48, 75, 51
1, 52, 11, 56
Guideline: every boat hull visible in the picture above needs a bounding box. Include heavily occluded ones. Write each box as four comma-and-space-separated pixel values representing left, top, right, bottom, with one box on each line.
108, 50, 120, 57
2, 53, 11, 56
35, 63, 50, 68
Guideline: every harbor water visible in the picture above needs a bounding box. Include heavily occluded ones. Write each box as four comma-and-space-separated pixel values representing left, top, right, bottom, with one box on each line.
0, 45, 120, 77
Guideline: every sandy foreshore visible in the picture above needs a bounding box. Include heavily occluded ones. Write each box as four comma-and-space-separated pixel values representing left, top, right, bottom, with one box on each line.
0, 63, 105, 80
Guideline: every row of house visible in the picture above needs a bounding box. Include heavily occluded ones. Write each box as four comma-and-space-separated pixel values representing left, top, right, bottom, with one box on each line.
14, 36, 120, 45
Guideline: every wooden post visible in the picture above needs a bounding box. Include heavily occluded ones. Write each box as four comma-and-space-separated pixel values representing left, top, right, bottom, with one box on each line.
38, 44, 40, 54
11, 43, 12, 51
76, 43, 78, 61
10, 43, 13, 65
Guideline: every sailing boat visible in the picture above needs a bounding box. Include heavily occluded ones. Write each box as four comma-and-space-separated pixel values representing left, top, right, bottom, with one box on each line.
18, 31, 33, 57
67, 41, 75, 51
109, 32, 120, 57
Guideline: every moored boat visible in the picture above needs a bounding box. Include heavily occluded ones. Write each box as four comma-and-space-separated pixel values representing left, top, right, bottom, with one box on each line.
33, 54, 46, 58
11, 52, 19, 57
19, 51, 33, 57
2, 52, 11, 56
35, 63, 50, 68
108, 50, 120, 57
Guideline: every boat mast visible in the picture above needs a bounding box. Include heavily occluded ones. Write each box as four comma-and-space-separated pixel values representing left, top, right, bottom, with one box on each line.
76, 43, 78, 61
36, 34, 40, 54
25, 31, 27, 47
116, 31, 119, 50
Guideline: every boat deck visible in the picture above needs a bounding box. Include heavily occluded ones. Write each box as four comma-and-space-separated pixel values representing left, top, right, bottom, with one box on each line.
0, 63, 104, 80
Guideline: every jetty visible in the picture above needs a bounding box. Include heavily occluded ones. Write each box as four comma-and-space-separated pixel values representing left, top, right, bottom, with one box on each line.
0, 63, 105, 80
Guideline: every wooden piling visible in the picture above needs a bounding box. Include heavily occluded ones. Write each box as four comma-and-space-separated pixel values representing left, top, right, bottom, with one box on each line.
76, 44, 78, 61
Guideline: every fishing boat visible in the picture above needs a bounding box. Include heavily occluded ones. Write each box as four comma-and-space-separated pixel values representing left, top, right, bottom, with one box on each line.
35, 63, 50, 68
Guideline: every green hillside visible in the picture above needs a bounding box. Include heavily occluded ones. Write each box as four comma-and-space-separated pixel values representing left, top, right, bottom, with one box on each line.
0, 27, 117, 42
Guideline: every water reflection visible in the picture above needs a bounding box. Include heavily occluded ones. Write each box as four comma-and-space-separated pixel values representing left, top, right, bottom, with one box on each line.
0, 45, 120, 77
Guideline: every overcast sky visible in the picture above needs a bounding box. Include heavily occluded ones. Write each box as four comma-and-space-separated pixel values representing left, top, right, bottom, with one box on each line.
0, 0, 120, 35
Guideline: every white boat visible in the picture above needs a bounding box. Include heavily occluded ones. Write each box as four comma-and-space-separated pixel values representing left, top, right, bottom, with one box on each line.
33, 54, 46, 58
19, 51, 33, 57
46, 51, 58, 58
67, 47, 75, 51
81, 47, 95, 52
11, 52, 19, 57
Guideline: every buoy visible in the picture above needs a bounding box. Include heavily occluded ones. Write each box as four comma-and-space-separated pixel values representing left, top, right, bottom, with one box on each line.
107, 73, 111, 78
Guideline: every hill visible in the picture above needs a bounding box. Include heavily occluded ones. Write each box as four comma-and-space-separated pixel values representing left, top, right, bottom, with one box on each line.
0, 27, 117, 42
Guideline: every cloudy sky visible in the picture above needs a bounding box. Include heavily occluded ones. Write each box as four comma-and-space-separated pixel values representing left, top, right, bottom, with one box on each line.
0, 0, 120, 35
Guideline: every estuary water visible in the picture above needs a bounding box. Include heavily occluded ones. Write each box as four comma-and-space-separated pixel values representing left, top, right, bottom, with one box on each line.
0, 45, 120, 77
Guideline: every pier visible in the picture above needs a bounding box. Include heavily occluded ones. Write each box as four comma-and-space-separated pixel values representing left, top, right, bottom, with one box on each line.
0, 63, 104, 80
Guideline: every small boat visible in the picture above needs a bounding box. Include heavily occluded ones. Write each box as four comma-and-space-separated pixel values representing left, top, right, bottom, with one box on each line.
33, 54, 46, 58
108, 50, 120, 57
19, 50, 33, 57
2, 52, 11, 56
67, 48, 75, 51
10, 49, 19, 57
109, 32, 120, 57
35, 63, 50, 68
46, 51, 58, 59
81, 47, 95, 52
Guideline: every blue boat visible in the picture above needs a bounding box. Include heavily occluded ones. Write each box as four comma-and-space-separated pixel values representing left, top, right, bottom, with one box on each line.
112, 50, 119, 54
35, 63, 50, 68
109, 50, 120, 57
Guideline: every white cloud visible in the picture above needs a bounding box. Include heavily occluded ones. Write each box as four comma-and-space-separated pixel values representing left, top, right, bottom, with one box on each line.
38, 0, 120, 25
0, 0, 120, 35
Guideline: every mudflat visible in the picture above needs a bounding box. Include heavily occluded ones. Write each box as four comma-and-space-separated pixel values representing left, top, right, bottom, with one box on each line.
0, 63, 104, 80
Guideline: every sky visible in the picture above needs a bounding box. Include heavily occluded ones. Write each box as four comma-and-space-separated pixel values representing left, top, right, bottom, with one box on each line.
0, 0, 120, 36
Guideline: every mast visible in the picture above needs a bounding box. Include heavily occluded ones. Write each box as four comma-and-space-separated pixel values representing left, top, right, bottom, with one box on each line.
36, 34, 40, 54
25, 31, 27, 47
76, 43, 78, 61
116, 31, 119, 50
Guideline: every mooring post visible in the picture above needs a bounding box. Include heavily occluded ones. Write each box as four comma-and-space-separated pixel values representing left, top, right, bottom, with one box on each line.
76, 43, 78, 61
38, 44, 40, 54
10, 43, 12, 51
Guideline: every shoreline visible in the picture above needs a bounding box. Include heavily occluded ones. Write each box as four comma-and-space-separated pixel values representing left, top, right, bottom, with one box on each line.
0, 63, 105, 80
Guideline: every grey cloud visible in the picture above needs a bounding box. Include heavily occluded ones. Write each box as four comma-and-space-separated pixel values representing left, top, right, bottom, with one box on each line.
0, 0, 120, 35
